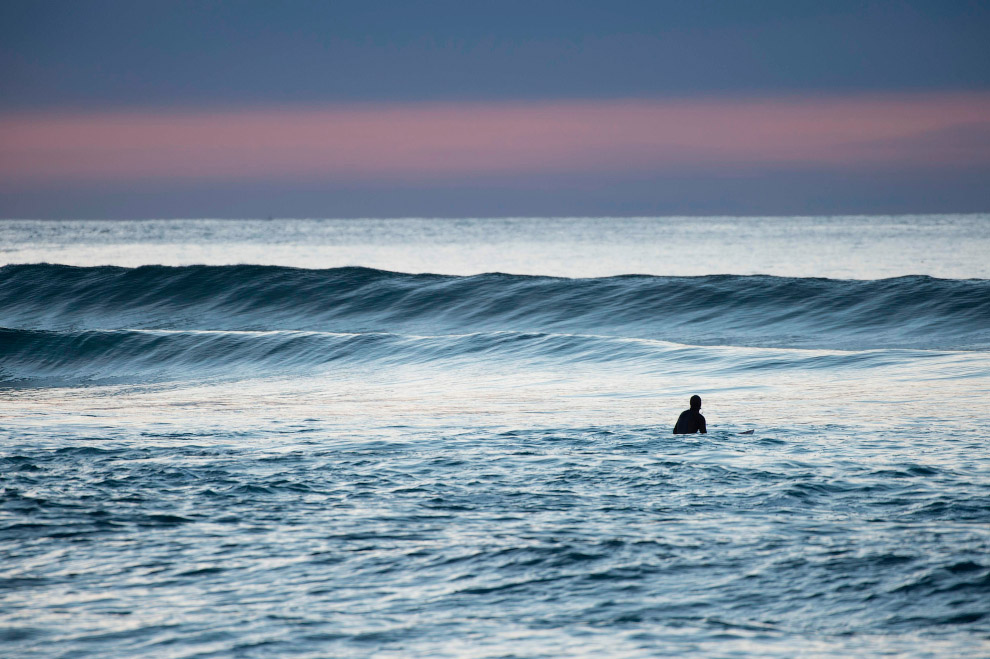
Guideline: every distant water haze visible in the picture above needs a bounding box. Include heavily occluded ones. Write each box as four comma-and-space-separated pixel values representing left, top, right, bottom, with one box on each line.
2, 215, 989, 279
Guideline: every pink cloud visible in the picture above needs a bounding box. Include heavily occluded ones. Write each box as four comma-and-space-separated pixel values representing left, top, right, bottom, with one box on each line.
2, 93, 989, 185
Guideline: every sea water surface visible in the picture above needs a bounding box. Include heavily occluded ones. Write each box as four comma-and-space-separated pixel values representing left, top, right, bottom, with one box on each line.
2, 216, 989, 657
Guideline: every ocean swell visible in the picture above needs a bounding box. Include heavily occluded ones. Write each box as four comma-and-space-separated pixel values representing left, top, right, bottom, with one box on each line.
1, 264, 988, 351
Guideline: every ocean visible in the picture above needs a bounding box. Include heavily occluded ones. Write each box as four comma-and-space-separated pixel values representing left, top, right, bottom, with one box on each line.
2, 216, 989, 657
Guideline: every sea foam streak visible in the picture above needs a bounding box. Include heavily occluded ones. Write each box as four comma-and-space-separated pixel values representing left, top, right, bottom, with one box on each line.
4, 327, 989, 388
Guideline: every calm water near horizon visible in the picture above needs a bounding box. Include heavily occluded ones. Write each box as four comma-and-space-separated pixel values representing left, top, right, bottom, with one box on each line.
3, 214, 990, 279
2, 216, 989, 657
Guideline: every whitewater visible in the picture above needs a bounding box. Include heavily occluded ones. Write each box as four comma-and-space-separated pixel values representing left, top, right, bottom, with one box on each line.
2, 216, 989, 658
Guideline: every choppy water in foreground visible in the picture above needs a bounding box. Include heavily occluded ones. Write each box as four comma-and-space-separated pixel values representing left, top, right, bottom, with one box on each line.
2, 217, 990, 657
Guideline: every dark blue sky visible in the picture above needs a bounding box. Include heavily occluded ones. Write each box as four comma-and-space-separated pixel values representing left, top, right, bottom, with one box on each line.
2, 0, 989, 217
4, 0, 989, 108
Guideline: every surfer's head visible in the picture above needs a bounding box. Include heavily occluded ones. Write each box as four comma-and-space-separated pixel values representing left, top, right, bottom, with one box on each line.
690, 395, 702, 410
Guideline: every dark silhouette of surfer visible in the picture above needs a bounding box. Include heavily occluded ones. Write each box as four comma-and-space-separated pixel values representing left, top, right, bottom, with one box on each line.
673, 395, 707, 434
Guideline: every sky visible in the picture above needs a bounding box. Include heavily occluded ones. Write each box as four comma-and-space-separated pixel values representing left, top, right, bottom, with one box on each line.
1, 0, 989, 218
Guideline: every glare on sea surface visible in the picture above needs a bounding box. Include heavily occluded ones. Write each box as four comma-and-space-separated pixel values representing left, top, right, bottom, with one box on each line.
3, 215, 989, 279
7, 340, 986, 450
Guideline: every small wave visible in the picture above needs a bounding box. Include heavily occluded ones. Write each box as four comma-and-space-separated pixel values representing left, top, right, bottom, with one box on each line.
1, 327, 981, 386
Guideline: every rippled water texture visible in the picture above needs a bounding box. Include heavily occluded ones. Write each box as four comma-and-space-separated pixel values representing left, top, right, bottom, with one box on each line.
2, 216, 989, 657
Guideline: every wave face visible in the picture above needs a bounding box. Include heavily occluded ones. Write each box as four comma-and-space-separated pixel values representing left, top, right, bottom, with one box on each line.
2, 264, 988, 348
2, 264, 988, 385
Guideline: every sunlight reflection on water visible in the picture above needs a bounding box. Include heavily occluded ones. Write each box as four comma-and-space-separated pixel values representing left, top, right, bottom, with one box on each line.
3, 215, 989, 278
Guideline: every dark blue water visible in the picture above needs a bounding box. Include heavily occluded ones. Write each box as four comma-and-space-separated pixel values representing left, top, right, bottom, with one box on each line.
2, 219, 990, 657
